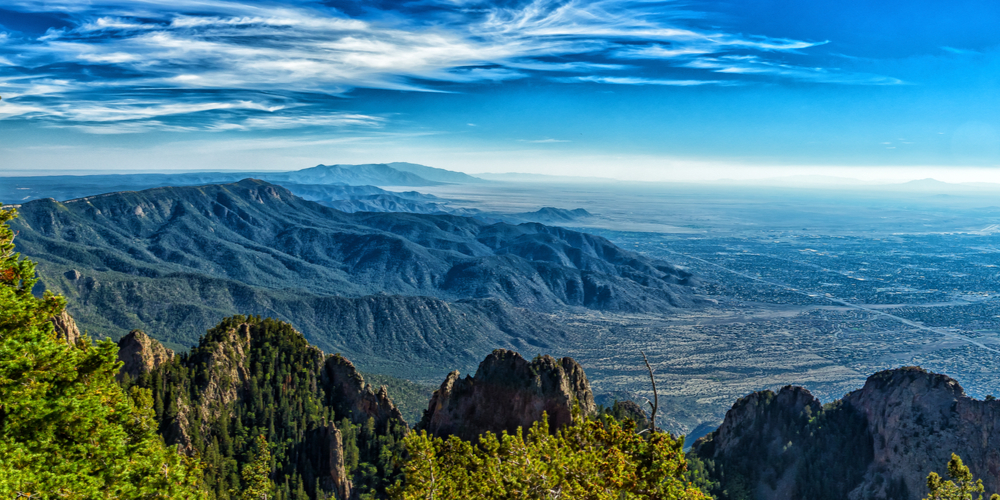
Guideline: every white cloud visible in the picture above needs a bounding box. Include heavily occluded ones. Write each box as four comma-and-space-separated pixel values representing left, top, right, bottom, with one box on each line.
76, 51, 142, 63
941, 46, 979, 56
209, 113, 384, 132
0, 100, 49, 119
79, 17, 158, 31
686, 55, 904, 85
38, 100, 282, 122
573, 76, 722, 86
616, 45, 711, 59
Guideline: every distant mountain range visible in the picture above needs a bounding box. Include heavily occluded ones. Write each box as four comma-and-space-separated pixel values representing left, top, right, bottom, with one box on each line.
0, 162, 488, 204
264, 163, 447, 186
10, 179, 699, 377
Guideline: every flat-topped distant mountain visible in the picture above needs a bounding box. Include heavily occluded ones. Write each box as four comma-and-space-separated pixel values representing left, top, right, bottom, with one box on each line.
277, 183, 436, 202
264, 163, 444, 186
10, 179, 700, 374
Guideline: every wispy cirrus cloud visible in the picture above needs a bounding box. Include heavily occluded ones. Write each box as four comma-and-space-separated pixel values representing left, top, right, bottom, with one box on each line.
520, 138, 570, 143
571, 75, 724, 86
0, 0, 901, 133
684, 55, 904, 85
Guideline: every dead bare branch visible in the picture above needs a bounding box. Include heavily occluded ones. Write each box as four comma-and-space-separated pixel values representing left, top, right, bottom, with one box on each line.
642, 351, 658, 434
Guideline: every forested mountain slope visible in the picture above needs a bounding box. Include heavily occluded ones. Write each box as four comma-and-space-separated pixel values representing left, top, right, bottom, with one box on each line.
118, 316, 408, 500
8, 179, 699, 374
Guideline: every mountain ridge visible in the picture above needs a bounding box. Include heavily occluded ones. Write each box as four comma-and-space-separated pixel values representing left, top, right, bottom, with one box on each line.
386, 162, 489, 184
10, 179, 700, 377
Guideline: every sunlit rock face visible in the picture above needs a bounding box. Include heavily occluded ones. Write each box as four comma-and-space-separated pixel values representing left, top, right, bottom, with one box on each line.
419, 348, 596, 441
116, 329, 175, 382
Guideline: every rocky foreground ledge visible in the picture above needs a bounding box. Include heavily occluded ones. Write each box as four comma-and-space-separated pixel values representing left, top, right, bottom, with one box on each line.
692, 366, 1000, 500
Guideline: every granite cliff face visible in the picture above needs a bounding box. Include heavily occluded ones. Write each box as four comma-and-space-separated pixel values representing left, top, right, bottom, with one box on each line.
843, 367, 1000, 500
418, 349, 596, 440
691, 367, 1000, 500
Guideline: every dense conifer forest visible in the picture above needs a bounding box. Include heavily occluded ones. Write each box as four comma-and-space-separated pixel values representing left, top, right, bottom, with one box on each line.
121, 315, 408, 499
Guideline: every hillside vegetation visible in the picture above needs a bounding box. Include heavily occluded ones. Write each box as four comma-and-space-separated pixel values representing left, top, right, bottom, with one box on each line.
9, 179, 698, 377
0, 205, 203, 498
120, 315, 409, 499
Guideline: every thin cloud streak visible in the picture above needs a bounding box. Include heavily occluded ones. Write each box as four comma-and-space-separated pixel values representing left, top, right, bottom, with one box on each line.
685, 55, 905, 85
572, 76, 724, 86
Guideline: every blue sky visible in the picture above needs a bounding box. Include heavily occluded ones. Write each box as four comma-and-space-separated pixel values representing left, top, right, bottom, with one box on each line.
1, 0, 998, 181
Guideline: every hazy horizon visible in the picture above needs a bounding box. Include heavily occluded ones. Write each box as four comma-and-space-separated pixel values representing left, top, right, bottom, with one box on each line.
5, 161, 1000, 187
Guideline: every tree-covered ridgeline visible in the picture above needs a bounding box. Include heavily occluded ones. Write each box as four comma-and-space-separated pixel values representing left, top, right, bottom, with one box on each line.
122, 315, 408, 499
0, 204, 204, 498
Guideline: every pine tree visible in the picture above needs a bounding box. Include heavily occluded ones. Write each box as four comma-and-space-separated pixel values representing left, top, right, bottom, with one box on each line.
389, 410, 709, 499
925, 454, 1000, 500
0, 205, 204, 498
240, 434, 274, 500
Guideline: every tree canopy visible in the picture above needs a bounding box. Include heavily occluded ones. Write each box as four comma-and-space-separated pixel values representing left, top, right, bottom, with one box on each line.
390, 410, 709, 500
0, 205, 204, 499
925, 453, 1000, 500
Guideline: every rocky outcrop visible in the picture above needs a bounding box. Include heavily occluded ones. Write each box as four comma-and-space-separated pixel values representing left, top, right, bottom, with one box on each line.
418, 349, 596, 441
322, 354, 405, 429
51, 309, 81, 346
115, 330, 175, 382
843, 367, 1000, 500
188, 323, 253, 417
691, 367, 1000, 500
318, 423, 353, 500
